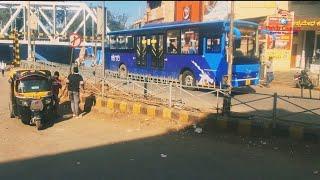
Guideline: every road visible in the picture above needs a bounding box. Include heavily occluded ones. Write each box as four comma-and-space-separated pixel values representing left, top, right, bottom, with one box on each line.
1, 73, 320, 180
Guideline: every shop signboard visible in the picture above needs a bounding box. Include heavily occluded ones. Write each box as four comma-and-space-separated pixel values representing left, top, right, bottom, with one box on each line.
265, 10, 294, 61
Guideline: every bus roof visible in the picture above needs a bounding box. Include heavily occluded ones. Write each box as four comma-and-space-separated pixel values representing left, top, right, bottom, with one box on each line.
108, 20, 258, 35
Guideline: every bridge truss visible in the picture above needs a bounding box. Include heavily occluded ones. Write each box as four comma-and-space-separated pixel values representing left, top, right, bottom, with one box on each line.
0, 1, 109, 46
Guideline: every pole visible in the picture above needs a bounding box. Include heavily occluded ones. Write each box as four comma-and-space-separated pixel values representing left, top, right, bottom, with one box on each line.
101, 1, 106, 97
272, 92, 277, 128
69, 48, 74, 74
227, 1, 234, 90
27, 1, 32, 62
53, 3, 56, 39
169, 82, 172, 108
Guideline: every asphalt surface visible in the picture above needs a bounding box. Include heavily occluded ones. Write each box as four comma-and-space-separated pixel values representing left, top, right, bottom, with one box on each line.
1, 73, 320, 180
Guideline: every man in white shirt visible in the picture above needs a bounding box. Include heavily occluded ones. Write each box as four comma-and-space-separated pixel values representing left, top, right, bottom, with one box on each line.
1, 61, 5, 77
265, 57, 274, 87
75, 46, 86, 67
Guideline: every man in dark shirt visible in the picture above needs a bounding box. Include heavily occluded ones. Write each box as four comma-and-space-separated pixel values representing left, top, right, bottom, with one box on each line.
66, 67, 84, 118
52, 71, 62, 117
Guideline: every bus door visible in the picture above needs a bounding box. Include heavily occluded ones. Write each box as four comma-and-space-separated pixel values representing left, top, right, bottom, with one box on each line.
135, 35, 148, 74
203, 35, 226, 84
148, 34, 165, 76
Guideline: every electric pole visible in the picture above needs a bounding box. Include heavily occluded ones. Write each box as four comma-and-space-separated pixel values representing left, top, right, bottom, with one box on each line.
101, 1, 106, 97
27, 1, 31, 62
227, 1, 234, 90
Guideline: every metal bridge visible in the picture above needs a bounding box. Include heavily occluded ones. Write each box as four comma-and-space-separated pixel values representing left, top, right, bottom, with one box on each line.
0, 1, 109, 46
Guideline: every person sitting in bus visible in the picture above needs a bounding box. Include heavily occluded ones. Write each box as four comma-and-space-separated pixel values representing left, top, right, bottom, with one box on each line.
188, 41, 197, 54
182, 37, 191, 54
168, 39, 178, 54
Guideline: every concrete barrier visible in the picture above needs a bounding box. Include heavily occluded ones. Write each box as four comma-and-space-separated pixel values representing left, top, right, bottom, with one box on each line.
79, 95, 319, 142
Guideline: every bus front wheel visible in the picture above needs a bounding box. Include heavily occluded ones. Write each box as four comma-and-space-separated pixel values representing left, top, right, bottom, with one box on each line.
182, 70, 196, 87
119, 64, 128, 79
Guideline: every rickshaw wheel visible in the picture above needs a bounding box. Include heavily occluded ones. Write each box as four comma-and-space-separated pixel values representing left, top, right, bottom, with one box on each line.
8, 102, 15, 118
36, 120, 43, 130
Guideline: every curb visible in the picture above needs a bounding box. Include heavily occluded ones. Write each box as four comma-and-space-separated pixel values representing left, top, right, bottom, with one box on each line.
80, 95, 205, 124
80, 95, 320, 142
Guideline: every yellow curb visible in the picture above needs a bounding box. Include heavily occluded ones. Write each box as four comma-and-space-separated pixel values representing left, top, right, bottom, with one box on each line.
96, 99, 102, 107
132, 103, 141, 115
289, 126, 304, 140
107, 99, 114, 110
238, 121, 251, 136
119, 102, 127, 113
179, 111, 189, 123
163, 108, 172, 119
147, 106, 156, 118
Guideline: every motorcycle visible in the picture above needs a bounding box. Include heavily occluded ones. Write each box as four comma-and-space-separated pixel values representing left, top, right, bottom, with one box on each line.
294, 70, 314, 89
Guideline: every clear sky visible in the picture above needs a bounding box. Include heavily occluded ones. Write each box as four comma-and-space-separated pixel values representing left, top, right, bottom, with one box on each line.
85, 1, 147, 26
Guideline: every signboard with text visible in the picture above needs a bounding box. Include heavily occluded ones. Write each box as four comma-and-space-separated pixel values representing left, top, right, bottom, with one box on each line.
265, 11, 294, 61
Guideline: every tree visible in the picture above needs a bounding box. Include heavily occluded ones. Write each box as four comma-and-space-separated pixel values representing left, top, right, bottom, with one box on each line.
107, 9, 128, 31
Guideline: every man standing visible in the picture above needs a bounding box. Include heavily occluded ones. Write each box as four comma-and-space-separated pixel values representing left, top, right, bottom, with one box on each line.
1, 61, 5, 77
66, 67, 84, 118
52, 71, 62, 117
265, 57, 274, 88
75, 46, 86, 67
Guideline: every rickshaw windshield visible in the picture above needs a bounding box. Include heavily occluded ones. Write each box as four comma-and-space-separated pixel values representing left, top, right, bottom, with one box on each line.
17, 76, 51, 93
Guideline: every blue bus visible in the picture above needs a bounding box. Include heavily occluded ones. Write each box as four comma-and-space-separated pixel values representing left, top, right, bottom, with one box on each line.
106, 20, 260, 87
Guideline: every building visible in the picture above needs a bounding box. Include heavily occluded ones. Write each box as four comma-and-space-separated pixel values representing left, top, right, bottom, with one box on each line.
289, 1, 320, 73
131, 1, 320, 72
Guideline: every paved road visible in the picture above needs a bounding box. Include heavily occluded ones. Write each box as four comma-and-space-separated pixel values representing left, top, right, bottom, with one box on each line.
1, 73, 320, 180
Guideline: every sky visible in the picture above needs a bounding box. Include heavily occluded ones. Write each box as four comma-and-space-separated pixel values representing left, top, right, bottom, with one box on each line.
85, 1, 147, 26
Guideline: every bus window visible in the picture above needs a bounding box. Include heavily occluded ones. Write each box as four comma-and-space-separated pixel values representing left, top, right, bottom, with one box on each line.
118, 36, 126, 49
135, 36, 147, 66
150, 35, 164, 69
110, 35, 117, 49
167, 30, 180, 54
206, 37, 221, 53
234, 29, 256, 58
158, 35, 164, 68
151, 35, 157, 68
181, 28, 199, 54
127, 36, 134, 49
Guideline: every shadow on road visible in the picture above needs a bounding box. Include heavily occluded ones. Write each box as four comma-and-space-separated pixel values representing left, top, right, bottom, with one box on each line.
1, 107, 320, 180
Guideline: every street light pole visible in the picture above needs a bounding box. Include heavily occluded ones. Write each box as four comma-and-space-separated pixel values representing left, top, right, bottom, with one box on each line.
101, 1, 106, 97
227, 1, 235, 90
27, 1, 31, 62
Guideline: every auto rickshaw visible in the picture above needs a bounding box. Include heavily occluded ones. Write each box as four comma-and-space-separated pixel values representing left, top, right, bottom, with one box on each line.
8, 69, 55, 130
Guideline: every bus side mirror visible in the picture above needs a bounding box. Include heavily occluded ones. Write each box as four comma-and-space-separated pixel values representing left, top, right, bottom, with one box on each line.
235, 39, 241, 49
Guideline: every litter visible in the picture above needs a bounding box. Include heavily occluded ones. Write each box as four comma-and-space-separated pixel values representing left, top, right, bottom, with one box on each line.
195, 127, 203, 134
160, 153, 167, 158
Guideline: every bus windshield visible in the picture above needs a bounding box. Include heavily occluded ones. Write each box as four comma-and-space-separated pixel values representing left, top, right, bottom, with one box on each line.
233, 28, 257, 59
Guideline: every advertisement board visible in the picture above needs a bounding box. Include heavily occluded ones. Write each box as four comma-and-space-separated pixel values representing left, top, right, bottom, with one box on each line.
175, 1, 202, 22
264, 11, 294, 62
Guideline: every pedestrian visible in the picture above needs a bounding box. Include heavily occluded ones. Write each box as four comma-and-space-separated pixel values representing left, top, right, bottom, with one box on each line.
66, 67, 84, 118
52, 71, 62, 117
1, 61, 5, 77
265, 57, 274, 88
75, 46, 86, 67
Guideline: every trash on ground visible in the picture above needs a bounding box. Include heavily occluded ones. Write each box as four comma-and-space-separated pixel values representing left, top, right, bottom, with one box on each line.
160, 153, 167, 158
195, 127, 203, 134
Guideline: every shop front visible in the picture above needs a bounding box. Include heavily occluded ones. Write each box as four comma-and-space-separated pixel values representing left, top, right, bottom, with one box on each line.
292, 18, 320, 73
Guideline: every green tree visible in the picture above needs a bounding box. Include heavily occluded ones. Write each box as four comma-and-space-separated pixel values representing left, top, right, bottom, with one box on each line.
107, 9, 128, 31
